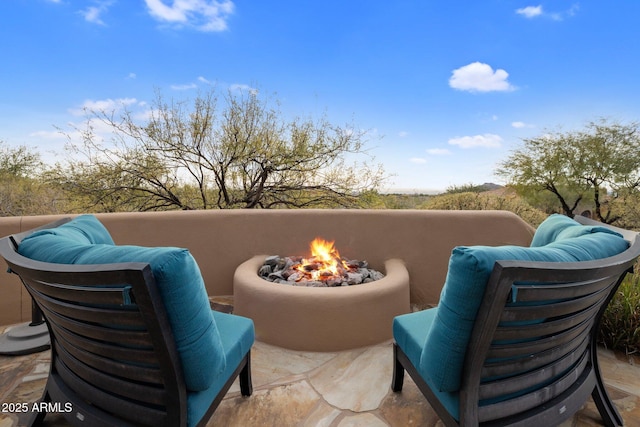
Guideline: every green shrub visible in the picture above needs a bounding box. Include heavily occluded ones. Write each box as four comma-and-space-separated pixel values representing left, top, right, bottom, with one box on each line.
599, 271, 640, 355
420, 191, 548, 227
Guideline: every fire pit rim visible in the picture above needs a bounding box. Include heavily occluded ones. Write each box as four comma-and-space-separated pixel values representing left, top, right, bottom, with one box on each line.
233, 255, 411, 351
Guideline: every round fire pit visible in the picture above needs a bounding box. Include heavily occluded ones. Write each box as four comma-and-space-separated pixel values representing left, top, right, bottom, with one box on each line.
233, 256, 410, 351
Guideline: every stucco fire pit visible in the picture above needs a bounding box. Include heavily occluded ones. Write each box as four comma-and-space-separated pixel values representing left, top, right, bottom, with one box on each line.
233, 256, 410, 351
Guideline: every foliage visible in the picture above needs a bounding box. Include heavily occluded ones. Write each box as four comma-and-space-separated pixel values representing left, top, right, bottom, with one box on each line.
607, 189, 640, 231
600, 271, 640, 356
496, 119, 640, 223
54, 89, 386, 212
420, 190, 548, 227
0, 141, 66, 216
0, 141, 42, 178
360, 192, 433, 209
0, 176, 66, 216
509, 183, 582, 216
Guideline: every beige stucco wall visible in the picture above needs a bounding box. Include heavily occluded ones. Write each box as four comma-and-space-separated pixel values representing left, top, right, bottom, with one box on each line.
0, 209, 535, 326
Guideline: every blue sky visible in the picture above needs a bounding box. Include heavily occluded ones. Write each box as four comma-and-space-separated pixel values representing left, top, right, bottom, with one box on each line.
1, 1, 639, 192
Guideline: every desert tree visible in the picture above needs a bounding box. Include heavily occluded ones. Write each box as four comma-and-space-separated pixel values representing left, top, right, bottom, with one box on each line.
496, 119, 640, 223
56, 88, 386, 211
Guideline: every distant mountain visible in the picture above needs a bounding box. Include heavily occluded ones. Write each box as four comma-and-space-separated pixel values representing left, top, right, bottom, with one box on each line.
381, 188, 442, 195
480, 182, 503, 191
382, 183, 504, 195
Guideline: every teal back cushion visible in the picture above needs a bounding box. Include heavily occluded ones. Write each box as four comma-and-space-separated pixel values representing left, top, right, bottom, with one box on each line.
421, 221, 628, 392
18, 215, 226, 392
22, 214, 116, 246
530, 213, 622, 247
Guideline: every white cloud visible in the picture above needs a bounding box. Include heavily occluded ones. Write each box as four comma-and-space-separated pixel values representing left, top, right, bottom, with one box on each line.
449, 62, 516, 93
82, 7, 105, 25
79, 1, 113, 26
69, 98, 138, 115
169, 77, 213, 90
229, 83, 258, 94
145, 0, 235, 32
410, 157, 427, 164
71, 118, 117, 143
133, 107, 158, 122
426, 148, 451, 155
511, 121, 534, 129
517, 4, 579, 21
398, 131, 409, 138
516, 5, 543, 18
29, 130, 66, 139
127, 72, 137, 79
448, 134, 503, 149
170, 83, 198, 90
567, 4, 580, 17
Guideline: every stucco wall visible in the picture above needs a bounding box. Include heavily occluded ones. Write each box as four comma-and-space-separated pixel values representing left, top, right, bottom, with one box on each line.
0, 209, 535, 326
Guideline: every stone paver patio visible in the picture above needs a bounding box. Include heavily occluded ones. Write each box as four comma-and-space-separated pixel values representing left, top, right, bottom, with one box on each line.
1, 320, 639, 426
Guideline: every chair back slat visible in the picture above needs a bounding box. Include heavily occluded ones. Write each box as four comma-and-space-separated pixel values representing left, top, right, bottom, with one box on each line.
37, 301, 154, 347
51, 320, 160, 364
56, 344, 168, 406
482, 333, 589, 380
480, 339, 588, 400
487, 314, 592, 359
510, 275, 615, 302
493, 303, 598, 341
57, 332, 163, 384
27, 285, 146, 327
54, 358, 169, 427
477, 351, 592, 422
22, 278, 134, 306
500, 286, 608, 322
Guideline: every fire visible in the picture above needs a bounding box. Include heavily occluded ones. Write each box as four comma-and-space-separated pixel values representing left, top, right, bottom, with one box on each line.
258, 237, 384, 286
296, 237, 352, 281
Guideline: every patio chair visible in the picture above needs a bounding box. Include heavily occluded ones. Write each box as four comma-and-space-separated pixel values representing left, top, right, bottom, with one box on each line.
392, 214, 640, 426
0, 215, 254, 427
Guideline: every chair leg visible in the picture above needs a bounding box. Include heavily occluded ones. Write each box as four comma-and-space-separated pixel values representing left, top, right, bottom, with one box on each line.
239, 351, 253, 397
591, 341, 623, 427
391, 343, 405, 392
592, 379, 623, 427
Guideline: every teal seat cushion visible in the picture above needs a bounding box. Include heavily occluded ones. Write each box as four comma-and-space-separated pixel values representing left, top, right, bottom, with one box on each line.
393, 309, 459, 419
393, 309, 435, 369
187, 311, 255, 427
420, 230, 628, 393
18, 215, 226, 392
530, 213, 622, 247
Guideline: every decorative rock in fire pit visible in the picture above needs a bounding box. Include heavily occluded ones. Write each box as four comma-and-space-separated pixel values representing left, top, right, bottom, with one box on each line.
258, 237, 385, 287
259, 255, 385, 287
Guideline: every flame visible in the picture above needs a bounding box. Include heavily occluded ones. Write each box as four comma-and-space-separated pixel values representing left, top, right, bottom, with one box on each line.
296, 237, 351, 281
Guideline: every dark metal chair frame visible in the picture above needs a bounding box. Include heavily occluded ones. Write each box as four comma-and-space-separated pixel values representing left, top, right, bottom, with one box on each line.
392, 216, 640, 426
0, 218, 252, 426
